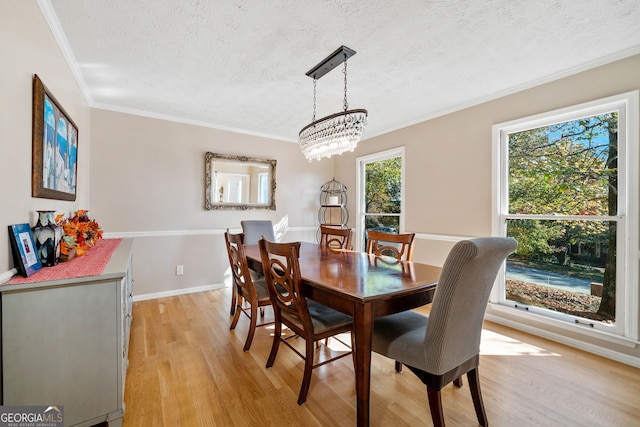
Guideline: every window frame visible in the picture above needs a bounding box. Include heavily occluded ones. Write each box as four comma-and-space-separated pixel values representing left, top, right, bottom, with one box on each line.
491, 91, 639, 342
356, 147, 406, 252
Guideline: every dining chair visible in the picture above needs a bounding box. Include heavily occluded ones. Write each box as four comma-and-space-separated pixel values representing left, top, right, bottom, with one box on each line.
372, 237, 517, 427
366, 229, 415, 261
241, 220, 275, 244
366, 229, 416, 371
319, 225, 352, 250
258, 238, 354, 405
224, 231, 273, 351
228, 220, 275, 315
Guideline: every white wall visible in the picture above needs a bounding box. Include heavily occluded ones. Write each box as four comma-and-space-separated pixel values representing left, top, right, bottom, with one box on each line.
89, 109, 331, 297
0, 0, 90, 280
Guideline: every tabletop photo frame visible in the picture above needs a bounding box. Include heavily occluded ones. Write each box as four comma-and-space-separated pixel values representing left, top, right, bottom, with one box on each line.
8, 223, 43, 277
32, 74, 78, 201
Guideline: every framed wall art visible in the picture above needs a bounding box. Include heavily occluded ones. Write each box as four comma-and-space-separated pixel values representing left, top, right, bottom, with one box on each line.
32, 74, 78, 201
8, 223, 43, 277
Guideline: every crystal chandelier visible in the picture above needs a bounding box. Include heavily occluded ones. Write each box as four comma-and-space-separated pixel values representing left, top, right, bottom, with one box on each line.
299, 46, 368, 161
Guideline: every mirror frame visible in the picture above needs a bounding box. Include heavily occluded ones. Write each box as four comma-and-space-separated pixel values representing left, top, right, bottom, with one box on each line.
204, 152, 277, 210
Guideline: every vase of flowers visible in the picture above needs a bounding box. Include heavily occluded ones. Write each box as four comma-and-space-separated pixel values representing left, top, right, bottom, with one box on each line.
56, 210, 103, 260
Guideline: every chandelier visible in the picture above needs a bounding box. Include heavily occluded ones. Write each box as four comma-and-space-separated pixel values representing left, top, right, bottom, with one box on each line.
299, 46, 368, 161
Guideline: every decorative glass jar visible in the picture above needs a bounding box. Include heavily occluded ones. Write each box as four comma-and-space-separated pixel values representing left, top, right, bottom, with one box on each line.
32, 210, 62, 266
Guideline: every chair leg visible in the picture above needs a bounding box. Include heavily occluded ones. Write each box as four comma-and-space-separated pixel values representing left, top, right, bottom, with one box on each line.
297, 338, 315, 405
453, 376, 463, 387
230, 285, 237, 315
266, 321, 282, 368
467, 368, 488, 427
427, 386, 446, 427
243, 304, 258, 352
229, 300, 242, 330
260, 306, 265, 317
395, 360, 403, 372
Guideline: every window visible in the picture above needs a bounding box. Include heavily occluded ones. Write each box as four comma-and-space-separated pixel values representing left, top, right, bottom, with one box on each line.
493, 92, 638, 340
356, 147, 405, 251
258, 172, 269, 204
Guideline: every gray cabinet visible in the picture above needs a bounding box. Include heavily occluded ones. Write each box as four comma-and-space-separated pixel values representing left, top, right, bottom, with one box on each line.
0, 238, 134, 427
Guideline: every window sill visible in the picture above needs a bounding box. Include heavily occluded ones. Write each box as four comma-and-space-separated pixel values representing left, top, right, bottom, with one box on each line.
486, 302, 639, 354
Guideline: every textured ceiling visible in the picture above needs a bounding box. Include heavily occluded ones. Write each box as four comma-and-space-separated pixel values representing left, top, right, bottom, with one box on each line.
42, 0, 640, 142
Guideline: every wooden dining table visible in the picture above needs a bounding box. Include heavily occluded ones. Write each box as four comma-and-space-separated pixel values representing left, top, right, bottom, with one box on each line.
243, 242, 441, 427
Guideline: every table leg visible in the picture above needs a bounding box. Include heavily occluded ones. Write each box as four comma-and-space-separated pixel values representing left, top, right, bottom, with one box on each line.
354, 302, 373, 427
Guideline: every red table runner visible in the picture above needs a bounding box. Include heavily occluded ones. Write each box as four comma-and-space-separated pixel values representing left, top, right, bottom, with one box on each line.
4, 238, 123, 285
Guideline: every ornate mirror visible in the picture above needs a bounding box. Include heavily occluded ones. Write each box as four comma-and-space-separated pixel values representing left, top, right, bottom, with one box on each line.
205, 152, 276, 210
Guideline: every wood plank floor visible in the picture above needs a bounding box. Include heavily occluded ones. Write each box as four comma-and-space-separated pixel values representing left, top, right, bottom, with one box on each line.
123, 287, 640, 426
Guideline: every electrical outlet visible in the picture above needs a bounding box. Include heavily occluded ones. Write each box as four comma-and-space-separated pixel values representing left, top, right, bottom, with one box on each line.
176, 265, 184, 275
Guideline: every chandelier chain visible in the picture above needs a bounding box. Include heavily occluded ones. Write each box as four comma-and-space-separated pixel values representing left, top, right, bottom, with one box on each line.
312, 78, 317, 122
343, 60, 349, 111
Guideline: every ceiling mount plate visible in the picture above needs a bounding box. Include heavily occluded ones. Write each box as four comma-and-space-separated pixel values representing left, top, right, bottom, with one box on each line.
305, 45, 356, 80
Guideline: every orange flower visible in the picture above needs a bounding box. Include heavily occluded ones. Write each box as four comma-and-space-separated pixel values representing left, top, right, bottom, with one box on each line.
56, 210, 103, 257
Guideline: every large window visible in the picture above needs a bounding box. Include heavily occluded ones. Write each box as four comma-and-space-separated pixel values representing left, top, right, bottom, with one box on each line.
356, 147, 405, 251
493, 92, 638, 340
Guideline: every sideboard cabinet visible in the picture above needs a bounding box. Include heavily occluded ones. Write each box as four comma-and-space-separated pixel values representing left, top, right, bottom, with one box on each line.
0, 238, 134, 427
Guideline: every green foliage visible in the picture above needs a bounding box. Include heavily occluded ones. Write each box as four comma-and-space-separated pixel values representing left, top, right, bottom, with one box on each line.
508, 113, 617, 260
365, 157, 401, 214
507, 113, 619, 318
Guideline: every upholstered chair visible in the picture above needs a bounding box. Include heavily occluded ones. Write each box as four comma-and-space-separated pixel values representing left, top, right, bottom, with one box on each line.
241, 220, 275, 244
372, 237, 517, 427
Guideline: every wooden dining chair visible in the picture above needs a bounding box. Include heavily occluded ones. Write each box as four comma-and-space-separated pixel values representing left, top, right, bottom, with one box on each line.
366, 229, 416, 371
319, 225, 352, 250
258, 238, 354, 405
224, 231, 273, 351
227, 220, 276, 315
366, 229, 415, 261
372, 237, 517, 427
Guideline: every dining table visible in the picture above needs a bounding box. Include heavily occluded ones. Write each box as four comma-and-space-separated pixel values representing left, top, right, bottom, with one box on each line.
243, 241, 441, 427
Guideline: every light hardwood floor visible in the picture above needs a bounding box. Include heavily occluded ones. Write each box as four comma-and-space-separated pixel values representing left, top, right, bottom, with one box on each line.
123, 288, 640, 426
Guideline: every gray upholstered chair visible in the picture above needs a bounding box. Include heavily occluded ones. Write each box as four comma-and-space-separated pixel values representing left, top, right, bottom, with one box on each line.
241, 220, 275, 244
372, 237, 517, 427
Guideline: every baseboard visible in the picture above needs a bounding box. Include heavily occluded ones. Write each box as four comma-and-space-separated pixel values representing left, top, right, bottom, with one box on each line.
133, 283, 226, 301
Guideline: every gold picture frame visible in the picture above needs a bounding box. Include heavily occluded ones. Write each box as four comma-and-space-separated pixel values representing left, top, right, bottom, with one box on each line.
32, 74, 78, 201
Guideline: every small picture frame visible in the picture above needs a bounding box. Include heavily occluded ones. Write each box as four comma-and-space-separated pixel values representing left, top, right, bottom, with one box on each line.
8, 224, 43, 277
32, 74, 79, 201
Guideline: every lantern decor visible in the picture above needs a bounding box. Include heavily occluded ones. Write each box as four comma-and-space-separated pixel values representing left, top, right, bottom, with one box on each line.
55, 210, 103, 261
32, 210, 63, 267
